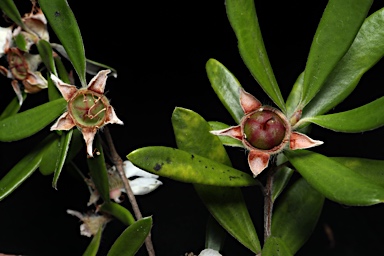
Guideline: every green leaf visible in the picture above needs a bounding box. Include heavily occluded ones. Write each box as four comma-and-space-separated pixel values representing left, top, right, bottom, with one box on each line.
52, 130, 73, 189
208, 121, 244, 148
271, 166, 294, 202
299, 0, 372, 108
206, 59, 244, 123
0, 94, 26, 121
107, 217, 152, 256
87, 135, 111, 203
0, 134, 56, 200
261, 236, 293, 256
14, 33, 27, 52
172, 107, 261, 253
225, 0, 285, 112
0, 98, 66, 141
301, 96, 384, 132
205, 215, 226, 251
100, 202, 135, 226
128, 146, 257, 187
65, 129, 83, 162
37, 39, 57, 75
271, 178, 324, 254
47, 73, 62, 101
82, 227, 102, 256
39, 0, 86, 86
284, 149, 384, 206
54, 56, 71, 84
40, 134, 61, 175
0, 0, 26, 30
86, 59, 118, 78
285, 72, 304, 120
304, 7, 384, 118
332, 157, 384, 188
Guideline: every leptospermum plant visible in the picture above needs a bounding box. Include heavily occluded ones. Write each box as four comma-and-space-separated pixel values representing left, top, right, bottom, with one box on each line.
2, 0, 384, 256
127, 0, 384, 255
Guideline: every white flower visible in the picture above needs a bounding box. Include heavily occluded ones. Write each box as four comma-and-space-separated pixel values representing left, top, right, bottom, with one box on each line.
198, 249, 222, 256
87, 160, 162, 205
66, 209, 111, 237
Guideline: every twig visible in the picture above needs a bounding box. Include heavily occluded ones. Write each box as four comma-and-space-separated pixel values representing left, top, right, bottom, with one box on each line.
103, 127, 156, 256
263, 167, 274, 242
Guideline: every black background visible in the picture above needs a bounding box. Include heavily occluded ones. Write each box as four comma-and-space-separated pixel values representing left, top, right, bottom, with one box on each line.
1, 1, 384, 255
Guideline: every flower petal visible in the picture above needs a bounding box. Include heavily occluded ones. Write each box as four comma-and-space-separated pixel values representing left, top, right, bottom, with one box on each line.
11, 80, 23, 106
106, 106, 124, 125
50, 112, 76, 131
240, 87, 262, 114
123, 160, 159, 179
87, 69, 110, 94
82, 127, 97, 157
50, 73, 78, 101
129, 177, 162, 195
198, 249, 222, 256
248, 150, 270, 177
0, 26, 12, 57
290, 131, 324, 150
210, 125, 243, 141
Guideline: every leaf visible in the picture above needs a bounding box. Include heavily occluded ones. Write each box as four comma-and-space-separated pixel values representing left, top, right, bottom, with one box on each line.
299, 0, 373, 108
0, 134, 56, 200
52, 129, 73, 189
87, 135, 111, 203
261, 236, 293, 256
100, 202, 135, 226
0, 94, 26, 121
271, 178, 324, 254
14, 33, 27, 52
0, 98, 66, 141
285, 72, 304, 120
301, 96, 384, 132
128, 146, 257, 187
47, 73, 62, 101
271, 166, 294, 202
39, 134, 61, 175
86, 59, 118, 78
39, 0, 86, 86
205, 215, 226, 251
284, 149, 384, 206
206, 59, 244, 123
107, 217, 152, 256
82, 227, 102, 256
225, 0, 285, 112
331, 157, 384, 188
54, 56, 71, 84
0, 0, 26, 30
303, 7, 384, 118
37, 39, 57, 75
208, 121, 244, 147
172, 107, 261, 253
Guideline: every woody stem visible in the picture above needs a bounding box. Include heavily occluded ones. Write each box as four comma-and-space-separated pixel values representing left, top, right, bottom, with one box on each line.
103, 127, 156, 256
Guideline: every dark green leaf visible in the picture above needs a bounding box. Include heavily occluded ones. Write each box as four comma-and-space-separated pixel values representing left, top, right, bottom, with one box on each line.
284, 150, 384, 206
52, 129, 73, 189
40, 134, 61, 175
0, 134, 56, 200
0, 0, 26, 30
172, 107, 261, 253
100, 202, 135, 226
299, 0, 372, 108
208, 121, 243, 148
206, 59, 244, 123
65, 129, 83, 162
332, 157, 384, 188
54, 56, 71, 84
47, 73, 62, 101
107, 217, 152, 256
272, 178, 324, 254
225, 0, 285, 112
39, 0, 86, 86
82, 227, 102, 256
285, 72, 304, 121
0, 94, 26, 121
86, 59, 117, 78
205, 215, 226, 251
301, 96, 384, 132
261, 236, 293, 256
37, 39, 57, 75
128, 146, 258, 187
304, 7, 384, 118
0, 98, 66, 141
87, 135, 111, 203
271, 166, 294, 202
